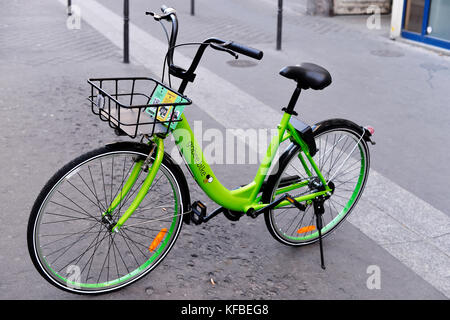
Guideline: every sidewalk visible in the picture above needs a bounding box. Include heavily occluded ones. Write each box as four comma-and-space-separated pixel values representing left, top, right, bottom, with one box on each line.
96, 0, 450, 298
0, 0, 448, 299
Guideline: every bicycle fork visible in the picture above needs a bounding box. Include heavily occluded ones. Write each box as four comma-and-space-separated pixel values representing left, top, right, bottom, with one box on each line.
101, 137, 165, 233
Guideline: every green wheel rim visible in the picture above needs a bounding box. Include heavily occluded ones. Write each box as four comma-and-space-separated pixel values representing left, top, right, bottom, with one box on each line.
33, 151, 182, 292
270, 128, 369, 243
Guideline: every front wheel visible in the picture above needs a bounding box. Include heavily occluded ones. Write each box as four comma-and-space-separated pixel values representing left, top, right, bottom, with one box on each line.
27, 142, 186, 294
263, 119, 371, 246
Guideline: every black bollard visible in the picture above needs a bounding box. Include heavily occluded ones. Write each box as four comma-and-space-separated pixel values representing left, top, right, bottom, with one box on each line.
276, 0, 283, 50
124, 0, 130, 63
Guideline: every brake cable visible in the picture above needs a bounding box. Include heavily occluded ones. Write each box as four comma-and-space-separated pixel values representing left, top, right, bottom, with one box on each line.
160, 42, 239, 86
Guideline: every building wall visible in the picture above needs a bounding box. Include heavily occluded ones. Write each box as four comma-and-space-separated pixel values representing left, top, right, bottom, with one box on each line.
333, 0, 392, 14
306, 0, 332, 16
307, 0, 392, 15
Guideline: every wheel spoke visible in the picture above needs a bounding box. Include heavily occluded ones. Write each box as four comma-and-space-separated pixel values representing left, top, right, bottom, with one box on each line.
268, 126, 368, 245
31, 148, 182, 292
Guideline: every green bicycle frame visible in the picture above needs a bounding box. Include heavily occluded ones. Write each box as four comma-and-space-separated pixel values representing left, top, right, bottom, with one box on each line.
108, 111, 331, 231
172, 112, 330, 213
109, 137, 165, 232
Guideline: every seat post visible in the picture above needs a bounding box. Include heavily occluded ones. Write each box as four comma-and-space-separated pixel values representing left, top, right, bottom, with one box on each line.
283, 85, 301, 115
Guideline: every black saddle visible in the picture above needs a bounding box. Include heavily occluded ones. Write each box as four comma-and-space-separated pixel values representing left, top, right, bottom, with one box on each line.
280, 63, 332, 90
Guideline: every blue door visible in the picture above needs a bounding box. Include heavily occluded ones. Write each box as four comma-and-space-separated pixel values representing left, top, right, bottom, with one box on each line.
402, 0, 450, 50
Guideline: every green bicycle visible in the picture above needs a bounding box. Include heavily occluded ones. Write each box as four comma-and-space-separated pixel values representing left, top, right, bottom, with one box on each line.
27, 6, 375, 294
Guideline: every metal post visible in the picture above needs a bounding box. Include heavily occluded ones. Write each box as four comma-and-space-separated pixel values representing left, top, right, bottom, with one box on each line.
276, 0, 283, 50
67, 0, 72, 16
191, 0, 195, 16
124, 0, 130, 63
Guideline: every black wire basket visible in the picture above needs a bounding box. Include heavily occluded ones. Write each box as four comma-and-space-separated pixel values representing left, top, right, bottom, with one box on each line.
88, 77, 192, 138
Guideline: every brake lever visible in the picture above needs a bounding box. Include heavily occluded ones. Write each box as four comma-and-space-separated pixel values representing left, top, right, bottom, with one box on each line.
210, 43, 239, 59
145, 11, 160, 20
145, 11, 170, 21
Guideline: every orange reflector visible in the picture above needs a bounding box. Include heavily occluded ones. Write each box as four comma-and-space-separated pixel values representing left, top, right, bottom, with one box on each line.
286, 196, 295, 203
297, 225, 316, 234
149, 228, 168, 252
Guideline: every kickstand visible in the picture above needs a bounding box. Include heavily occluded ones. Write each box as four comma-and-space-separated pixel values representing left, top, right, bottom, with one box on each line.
313, 199, 326, 270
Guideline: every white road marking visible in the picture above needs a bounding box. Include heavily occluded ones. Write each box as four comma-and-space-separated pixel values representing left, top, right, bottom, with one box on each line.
59, 0, 450, 297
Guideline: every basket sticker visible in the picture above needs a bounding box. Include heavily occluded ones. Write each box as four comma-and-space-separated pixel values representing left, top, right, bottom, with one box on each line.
145, 85, 187, 130
96, 92, 105, 109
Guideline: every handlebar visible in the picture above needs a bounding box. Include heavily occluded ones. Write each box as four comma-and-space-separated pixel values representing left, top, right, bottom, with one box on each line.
147, 5, 264, 92
223, 41, 263, 60
147, 5, 263, 60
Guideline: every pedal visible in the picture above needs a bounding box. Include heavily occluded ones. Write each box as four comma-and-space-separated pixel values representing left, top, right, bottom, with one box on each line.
191, 201, 207, 225
285, 194, 307, 211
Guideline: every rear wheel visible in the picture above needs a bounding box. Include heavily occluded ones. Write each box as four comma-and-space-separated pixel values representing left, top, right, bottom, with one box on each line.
27, 142, 185, 294
263, 119, 370, 246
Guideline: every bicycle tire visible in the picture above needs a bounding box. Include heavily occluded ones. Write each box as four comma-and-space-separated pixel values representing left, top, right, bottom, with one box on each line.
27, 141, 188, 294
262, 119, 371, 246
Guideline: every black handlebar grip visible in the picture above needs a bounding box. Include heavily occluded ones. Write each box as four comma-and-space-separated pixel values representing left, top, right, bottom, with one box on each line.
226, 42, 263, 60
